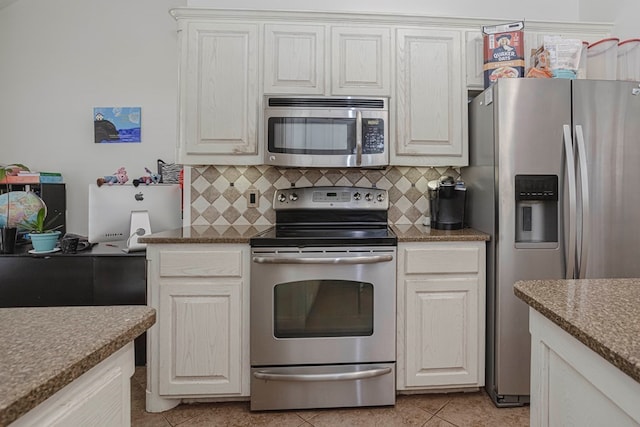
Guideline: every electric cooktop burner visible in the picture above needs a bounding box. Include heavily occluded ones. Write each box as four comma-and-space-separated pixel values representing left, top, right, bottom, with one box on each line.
251, 225, 396, 247
250, 186, 397, 247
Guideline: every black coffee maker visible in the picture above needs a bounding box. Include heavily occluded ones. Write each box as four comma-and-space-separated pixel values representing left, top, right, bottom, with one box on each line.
428, 176, 466, 230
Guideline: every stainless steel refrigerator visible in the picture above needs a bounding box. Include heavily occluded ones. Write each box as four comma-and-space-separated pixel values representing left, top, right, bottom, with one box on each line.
464, 78, 640, 407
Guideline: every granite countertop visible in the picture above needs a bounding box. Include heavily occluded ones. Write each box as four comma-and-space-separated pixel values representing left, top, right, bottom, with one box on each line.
138, 225, 272, 244
514, 278, 640, 384
0, 305, 156, 426
391, 224, 490, 242
139, 224, 489, 244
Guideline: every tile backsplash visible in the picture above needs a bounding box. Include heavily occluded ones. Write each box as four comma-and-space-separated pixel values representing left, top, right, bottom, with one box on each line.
190, 165, 460, 226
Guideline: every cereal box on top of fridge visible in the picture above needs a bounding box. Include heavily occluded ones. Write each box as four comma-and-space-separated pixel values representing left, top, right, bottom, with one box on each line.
482, 21, 525, 88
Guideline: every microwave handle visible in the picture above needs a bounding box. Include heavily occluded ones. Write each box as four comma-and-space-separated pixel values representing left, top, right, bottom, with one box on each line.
356, 110, 362, 166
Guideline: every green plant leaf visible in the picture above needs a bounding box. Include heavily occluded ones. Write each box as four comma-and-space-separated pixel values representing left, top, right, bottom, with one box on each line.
18, 207, 62, 234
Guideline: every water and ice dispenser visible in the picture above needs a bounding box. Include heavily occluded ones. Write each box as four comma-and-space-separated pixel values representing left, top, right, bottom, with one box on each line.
515, 175, 558, 245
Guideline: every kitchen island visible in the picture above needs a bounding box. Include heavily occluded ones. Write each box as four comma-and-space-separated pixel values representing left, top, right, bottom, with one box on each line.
0, 305, 155, 426
514, 278, 640, 426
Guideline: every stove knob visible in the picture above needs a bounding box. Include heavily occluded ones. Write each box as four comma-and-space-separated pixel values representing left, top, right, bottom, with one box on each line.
353, 192, 361, 201
278, 193, 286, 203
365, 193, 373, 202
376, 193, 385, 202
289, 193, 298, 202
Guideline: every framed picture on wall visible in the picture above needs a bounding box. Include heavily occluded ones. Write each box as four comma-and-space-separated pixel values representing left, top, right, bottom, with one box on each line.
94, 107, 141, 143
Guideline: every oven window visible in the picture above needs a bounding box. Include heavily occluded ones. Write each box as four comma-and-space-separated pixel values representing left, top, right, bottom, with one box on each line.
273, 280, 373, 338
268, 118, 355, 154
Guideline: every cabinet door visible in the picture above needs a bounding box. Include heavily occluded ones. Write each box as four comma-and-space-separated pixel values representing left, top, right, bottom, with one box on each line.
178, 22, 259, 164
12, 343, 134, 427
394, 28, 467, 166
404, 277, 479, 387
465, 31, 485, 89
330, 26, 391, 96
158, 282, 242, 395
264, 24, 325, 94
0, 257, 93, 307
397, 242, 485, 390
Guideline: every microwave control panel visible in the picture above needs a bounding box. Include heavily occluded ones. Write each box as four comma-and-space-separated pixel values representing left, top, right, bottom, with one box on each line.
362, 119, 385, 154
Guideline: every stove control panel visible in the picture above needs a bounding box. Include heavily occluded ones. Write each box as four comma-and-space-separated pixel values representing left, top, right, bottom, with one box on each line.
274, 186, 389, 210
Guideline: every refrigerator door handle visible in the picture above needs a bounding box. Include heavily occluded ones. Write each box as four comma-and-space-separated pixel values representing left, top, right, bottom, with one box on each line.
575, 125, 590, 278
563, 124, 577, 279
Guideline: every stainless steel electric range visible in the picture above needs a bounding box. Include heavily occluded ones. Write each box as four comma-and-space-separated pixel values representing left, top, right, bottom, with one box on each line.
249, 186, 397, 411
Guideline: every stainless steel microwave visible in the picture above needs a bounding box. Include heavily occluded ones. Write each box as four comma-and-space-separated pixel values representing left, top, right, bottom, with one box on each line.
264, 96, 389, 168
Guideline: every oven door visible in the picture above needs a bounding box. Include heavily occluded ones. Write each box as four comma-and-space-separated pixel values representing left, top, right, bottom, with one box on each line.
250, 246, 396, 366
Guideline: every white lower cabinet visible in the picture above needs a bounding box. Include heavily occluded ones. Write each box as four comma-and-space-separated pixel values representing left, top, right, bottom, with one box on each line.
146, 244, 250, 413
158, 282, 242, 395
146, 240, 486, 408
397, 241, 486, 391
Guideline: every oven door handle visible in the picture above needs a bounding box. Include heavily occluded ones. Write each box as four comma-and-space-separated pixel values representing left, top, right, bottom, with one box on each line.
252, 254, 394, 265
253, 367, 392, 382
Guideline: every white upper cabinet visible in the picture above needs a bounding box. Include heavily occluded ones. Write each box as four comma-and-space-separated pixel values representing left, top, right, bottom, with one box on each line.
465, 31, 485, 89
264, 24, 326, 94
394, 28, 467, 166
177, 20, 261, 165
170, 9, 613, 167
330, 26, 391, 96
264, 23, 391, 96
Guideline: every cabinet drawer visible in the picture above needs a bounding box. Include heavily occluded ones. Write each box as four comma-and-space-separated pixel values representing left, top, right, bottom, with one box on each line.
159, 250, 243, 277
403, 246, 479, 274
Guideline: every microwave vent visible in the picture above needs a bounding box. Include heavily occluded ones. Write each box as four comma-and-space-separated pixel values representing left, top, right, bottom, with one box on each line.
267, 97, 386, 109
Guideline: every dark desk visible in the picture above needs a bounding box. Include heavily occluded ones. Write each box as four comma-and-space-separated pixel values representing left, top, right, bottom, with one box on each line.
0, 242, 147, 365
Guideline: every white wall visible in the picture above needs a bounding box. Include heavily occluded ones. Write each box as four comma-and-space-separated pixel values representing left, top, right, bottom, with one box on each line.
579, 0, 640, 38
189, 0, 583, 21
0, 0, 183, 235
1, 0, 633, 236
193, 0, 638, 37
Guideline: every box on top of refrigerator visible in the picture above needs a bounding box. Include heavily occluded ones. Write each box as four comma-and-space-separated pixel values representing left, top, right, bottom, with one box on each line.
482, 21, 525, 88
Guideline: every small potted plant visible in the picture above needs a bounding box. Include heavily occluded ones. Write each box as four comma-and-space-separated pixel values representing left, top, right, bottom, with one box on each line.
19, 207, 63, 253
0, 163, 30, 253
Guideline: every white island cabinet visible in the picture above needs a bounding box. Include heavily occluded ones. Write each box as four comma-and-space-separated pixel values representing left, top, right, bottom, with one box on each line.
515, 278, 640, 426
529, 309, 640, 426
145, 243, 250, 413
396, 241, 486, 391
11, 344, 135, 427
0, 306, 154, 427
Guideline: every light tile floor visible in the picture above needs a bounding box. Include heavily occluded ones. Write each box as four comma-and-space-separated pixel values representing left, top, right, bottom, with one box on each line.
131, 367, 529, 427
